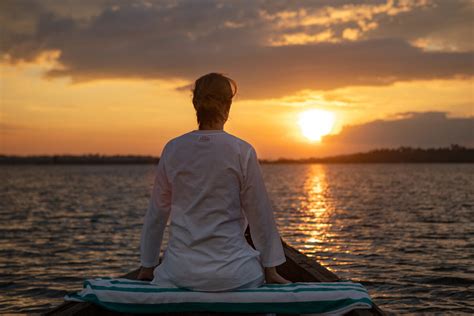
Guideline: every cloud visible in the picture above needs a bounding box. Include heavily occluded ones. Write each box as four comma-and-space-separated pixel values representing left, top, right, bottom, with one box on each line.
322, 112, 474, 150
260, 0, 431, 45
368, 0, 474, 52
1, 0, 473, 99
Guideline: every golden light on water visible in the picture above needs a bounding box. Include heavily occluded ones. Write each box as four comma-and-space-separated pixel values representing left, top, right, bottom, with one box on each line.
298, 165, 333, 253
298, 109, 335, 142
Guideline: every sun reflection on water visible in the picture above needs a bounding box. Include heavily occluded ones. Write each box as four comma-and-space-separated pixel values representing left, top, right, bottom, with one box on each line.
289, 165, 335, 259
266, 164, 358, 275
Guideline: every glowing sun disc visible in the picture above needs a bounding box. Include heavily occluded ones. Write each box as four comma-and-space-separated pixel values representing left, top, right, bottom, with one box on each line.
299, 109, 335, 142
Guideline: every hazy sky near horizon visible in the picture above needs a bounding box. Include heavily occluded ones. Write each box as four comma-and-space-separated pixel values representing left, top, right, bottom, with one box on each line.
1, 0, 473, 158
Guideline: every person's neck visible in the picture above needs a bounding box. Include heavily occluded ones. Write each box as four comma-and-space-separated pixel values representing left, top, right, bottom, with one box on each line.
199, 123, 224, 130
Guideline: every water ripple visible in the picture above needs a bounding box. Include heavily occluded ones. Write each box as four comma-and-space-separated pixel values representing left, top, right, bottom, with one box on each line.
0, 164, 473, 314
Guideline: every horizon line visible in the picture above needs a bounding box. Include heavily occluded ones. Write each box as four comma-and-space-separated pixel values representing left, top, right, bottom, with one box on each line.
0, 145, 472, 162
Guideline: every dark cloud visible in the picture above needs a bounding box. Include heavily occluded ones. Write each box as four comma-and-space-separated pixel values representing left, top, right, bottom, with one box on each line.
323, 112, 474, 149
1, 0, 473, 99
367, 0, 474, 52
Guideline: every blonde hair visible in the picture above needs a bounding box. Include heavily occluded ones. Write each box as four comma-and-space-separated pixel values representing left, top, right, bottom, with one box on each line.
192, 73, 237, 128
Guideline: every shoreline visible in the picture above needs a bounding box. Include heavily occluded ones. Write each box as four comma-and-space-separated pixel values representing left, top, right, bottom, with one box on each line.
1, 145, 472, 164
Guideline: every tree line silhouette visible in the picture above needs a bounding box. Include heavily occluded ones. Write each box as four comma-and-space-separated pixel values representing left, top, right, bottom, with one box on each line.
0, 145, 472, 164
261, 145, 473, 164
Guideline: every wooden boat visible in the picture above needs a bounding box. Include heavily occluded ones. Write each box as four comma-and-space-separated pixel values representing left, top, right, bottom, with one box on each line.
46, 230, 385, 316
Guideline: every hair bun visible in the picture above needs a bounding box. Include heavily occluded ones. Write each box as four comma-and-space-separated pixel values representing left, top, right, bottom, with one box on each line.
192, 73, 237, 127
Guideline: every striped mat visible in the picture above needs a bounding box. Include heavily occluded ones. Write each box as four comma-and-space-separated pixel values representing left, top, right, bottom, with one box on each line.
65, 278, 372, 315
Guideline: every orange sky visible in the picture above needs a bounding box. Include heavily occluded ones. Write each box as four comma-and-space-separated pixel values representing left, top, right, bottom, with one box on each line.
1, 0, 473, 159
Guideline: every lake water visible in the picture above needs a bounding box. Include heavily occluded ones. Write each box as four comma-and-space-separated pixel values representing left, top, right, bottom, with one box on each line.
0, 164, 473, 314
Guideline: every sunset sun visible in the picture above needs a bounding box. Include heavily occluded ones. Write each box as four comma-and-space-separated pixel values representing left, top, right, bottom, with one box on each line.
298, 109, 335, 142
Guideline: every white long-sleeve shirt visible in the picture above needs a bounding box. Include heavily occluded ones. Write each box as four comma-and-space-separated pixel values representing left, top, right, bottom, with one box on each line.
140, 129, 286, 291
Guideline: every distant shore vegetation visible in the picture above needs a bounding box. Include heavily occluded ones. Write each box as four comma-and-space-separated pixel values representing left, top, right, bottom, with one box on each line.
1, 145, 472, 164
263, 145, 473, 164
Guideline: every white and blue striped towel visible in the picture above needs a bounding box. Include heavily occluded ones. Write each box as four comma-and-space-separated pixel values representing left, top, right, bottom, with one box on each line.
65, 278, 372, 315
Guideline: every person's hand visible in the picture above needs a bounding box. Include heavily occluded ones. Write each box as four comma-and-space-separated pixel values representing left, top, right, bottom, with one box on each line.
264, 266, 291, 284
137, 266, 155, 281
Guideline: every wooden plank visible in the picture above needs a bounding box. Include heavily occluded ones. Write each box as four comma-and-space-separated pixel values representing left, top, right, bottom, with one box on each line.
278, 240, 340, 282
275, 239, 386, 316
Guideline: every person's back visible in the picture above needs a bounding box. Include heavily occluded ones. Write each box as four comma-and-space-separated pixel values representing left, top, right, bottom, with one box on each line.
138, 73, 289, 291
